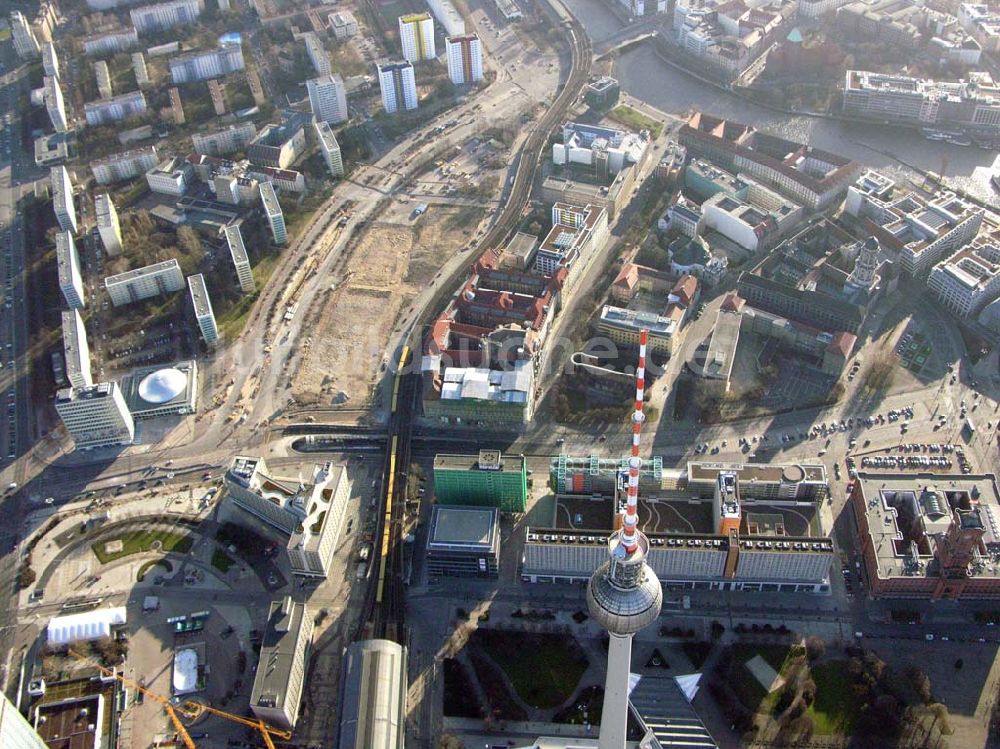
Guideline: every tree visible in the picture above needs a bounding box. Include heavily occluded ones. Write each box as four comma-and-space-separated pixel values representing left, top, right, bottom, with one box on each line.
177, 226, 203, 256
805, 636, 826, 661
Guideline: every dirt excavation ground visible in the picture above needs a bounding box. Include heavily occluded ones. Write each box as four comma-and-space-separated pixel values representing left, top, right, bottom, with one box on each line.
291, 203, 485, 406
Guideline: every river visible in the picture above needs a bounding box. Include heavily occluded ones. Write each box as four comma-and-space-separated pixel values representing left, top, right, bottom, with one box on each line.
566, 0, 1000, 203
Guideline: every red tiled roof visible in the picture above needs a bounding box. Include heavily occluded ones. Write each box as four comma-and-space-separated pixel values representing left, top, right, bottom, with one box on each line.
721, 293, 745, 313
826, 330, 856, 357
671, 274, 699, 306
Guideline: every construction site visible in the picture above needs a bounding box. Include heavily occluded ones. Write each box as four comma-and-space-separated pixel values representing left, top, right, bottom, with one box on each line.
289, 201, 488, 407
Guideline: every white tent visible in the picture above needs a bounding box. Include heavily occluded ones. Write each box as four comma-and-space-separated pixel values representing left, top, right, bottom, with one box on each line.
173, 648, 198, 694
46, 607, 127, 645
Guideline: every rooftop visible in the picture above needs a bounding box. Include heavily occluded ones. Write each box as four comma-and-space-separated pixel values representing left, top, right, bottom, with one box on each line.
188, 273, 213, 317
338, 640, 406, 749
428, 505, 500, 549
259, 181, 281, 214
855, 472, 1000, 581
105, 258, 180, 285
434, 452, 526, 473
225, 224, 250, 265
599, 304, 677, 336
250, 597, 309, 713
688, 461, 827, 485
55, 382, 119, 405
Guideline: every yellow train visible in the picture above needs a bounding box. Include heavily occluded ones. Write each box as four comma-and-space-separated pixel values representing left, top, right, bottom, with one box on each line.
390, 345, 410, 415
376, 434, 398, 605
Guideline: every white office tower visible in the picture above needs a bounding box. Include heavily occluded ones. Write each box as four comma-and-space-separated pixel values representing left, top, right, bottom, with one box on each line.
57, 231, 85, 309
95, 193, 123, 256
188, 273, 218, 345
399, 12, 436, 62
42, 41, 59, 78
62, 309, 93, 387
260, 182, 287, 245
0, 692, 48, 749
446, 34, 483, 84
132, 52, 151, 86
586, 329, 663, 749
225, 224, 255, 293
131, 0, 203, 34
306, 74, 349, 124
378, 62, 418, 113
44, 76, 68, 133
314, 119, 344, 178
51, 166, 77, 234
10, 11, 40, 60
55, 382, 135, 449
94, 60, 113, 99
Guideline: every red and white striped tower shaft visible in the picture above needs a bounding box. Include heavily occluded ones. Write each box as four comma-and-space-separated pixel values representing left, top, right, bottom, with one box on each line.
621, 329, 648, 555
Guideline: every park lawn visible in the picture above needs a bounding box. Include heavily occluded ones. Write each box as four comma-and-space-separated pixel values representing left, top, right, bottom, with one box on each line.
211, 549, 235, 573
476, 632, 587, 709
609, 105, 664, 138
807, 661, 861, 735
92, 530, 193, 564
730, 644, 796, 713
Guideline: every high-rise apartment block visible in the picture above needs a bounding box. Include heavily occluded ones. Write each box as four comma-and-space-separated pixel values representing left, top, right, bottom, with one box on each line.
378, 62, 418, 113
225, 224, 255, 293
169, 44, 245, 83
250, 597, 314, 730
84, 27, 138, 56
105, 258, 184, 306
57, 231, 85, 309
84, 91, 147, 126
11, 11, 41, 60
399, 12, 436, 62
44, 76, 68, 133
313, 119, 344, 178
91, 146, 159, 185
42, 41, 59, 78
62, 309, 93, 387
260, 182, 287, 245
306, 74, 349, 124
446, 34, 483, 84
51, 166, 77, 234
131, 0, 203, 34
55, 382, 135, 449
132, 52, 150, 86
191, 121, 257, 156
94, 60, 113, 99
188, 273, 218, 345
0, 690, 48, 749
95, 193, 123, 256
303, 32, 331, 76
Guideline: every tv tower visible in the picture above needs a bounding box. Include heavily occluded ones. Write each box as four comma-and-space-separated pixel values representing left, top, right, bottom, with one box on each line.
586, 329, 663, 749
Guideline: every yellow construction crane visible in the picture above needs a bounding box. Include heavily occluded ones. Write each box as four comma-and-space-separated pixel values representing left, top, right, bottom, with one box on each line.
67, 649, 292, 749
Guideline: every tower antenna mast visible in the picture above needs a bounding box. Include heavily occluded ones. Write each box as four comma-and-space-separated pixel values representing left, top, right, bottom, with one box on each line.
587, 330, 663, 749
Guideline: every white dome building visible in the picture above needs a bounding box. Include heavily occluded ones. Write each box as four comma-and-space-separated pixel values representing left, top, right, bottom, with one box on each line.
120, 360, 199, 419
138, 367, 188, 404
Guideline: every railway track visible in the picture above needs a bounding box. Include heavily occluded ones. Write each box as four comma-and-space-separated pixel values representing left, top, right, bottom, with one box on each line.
359, 0, 593, 646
